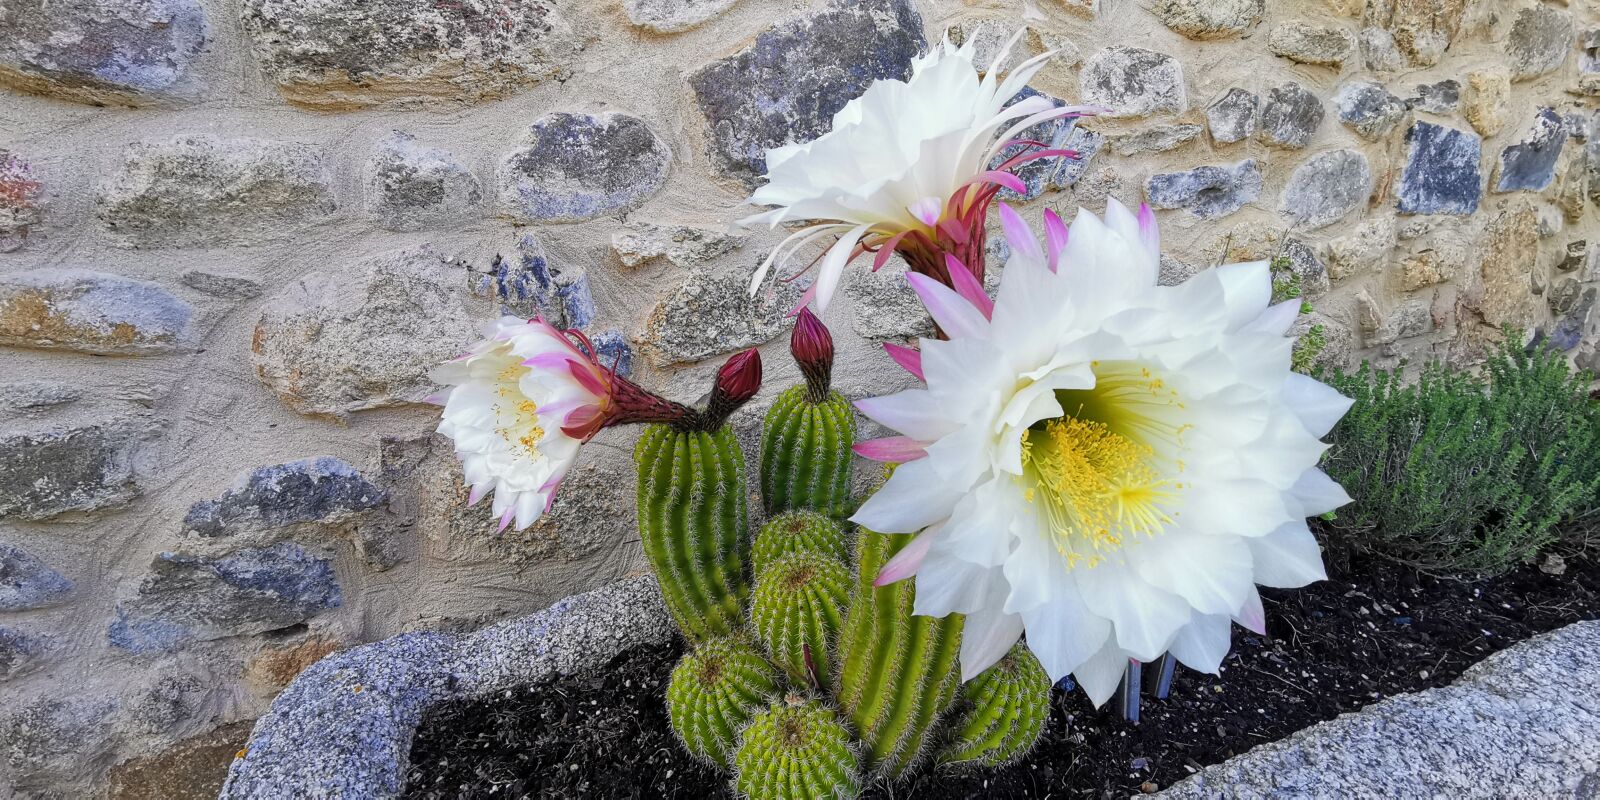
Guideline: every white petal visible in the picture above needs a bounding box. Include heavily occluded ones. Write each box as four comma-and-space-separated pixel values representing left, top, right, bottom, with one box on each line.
854, 389, 955, 442
1241, 300, 1303, 336
1071, 639, 1131, 708
850, 456, 961, 534
1289, 468, 1353, 517
1077, 562, 1192, 662
1214, 260, 1273, 331
1168, 613, 1232, 674
1248, 520, 1328, 588
1283, 373, 1355, 438
959, 587, 1025, 681
1133, 533, 1254, 617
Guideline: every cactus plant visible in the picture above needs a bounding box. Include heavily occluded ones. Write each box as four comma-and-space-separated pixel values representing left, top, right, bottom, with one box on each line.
760, 309, 856, 517
835, 528, 964, 778
751, 551, 851, 691
635, 423, 752, 642
937, 644, 1052, 768
752, 510, 850, 575
666, 637, 782, 765
733, 697, 862, 800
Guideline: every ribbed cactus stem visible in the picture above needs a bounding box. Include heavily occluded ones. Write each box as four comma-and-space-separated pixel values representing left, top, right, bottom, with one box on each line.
759, 385, 856, 518
835, 529, 964, 778
751, 551, 851, 691
666, 637, 781, 765
937, 644, 1052, 768
752, 511, 850, 575
635, 423, 752, 641
733, 697, 862, 800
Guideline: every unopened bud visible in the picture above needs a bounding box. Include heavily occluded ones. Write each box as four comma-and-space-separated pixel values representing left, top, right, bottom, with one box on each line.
703, 348, 763, 428
791, 307, 834, 402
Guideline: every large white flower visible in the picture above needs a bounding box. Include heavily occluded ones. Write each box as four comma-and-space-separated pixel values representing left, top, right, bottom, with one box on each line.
431, 317, 614, 532
851, 200, 1354, 705
737, 31, 1091, 312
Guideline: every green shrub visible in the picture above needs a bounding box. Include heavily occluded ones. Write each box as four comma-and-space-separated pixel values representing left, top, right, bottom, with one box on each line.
1318, 335, 1600, 574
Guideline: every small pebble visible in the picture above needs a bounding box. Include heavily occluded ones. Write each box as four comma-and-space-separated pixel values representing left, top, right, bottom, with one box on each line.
1141, 781, 1160, 793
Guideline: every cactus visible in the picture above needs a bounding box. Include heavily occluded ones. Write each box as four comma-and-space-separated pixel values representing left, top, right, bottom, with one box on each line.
733, 697, 862, 800
667, 637, 782, 765
937, 644, 1052, 768
635, 423, 752, 641
753, 511, 850, 575
751, 551, 851, 691
835, 528, 964, 778
760, 385, 857, 518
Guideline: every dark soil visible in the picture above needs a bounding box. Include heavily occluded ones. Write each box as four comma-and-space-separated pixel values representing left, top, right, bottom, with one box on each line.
403, 551, 1600, 799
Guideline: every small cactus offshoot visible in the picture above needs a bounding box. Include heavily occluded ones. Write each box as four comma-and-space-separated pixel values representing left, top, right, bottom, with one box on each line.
937, 644, 1052, 768
733, 696, 862, 800
752, 510, 850, 575
751, 551, 851, 691
760, 309, 856, 517
666, 637, 781, 765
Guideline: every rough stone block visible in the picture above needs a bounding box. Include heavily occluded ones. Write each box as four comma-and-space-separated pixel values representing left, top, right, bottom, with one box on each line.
1148, 0, 1262, 40
1282, 149, 1372, 230
183, 457, 386, 539
1079, 46, 1186, 118
1396, 122, 1482, 215
638, 264, 805, 366
1146, 160, 1262, 219
365, 133, 482, 232
1473, 204, 1539, 327
1269, 21, 1354, 67
497, 112, 671, 223
1334, 82, 1408, 141
622, 0, 738, 33
1508, 5, 1573, 81
1409, 80, 1460, 114
0, 541, 73, 611
0, 420, 157, 520
1206, 88, 1259, 144
0, 0, 205, 105
0, 269, 194, 355
1258, 83, 1324, 149
179, 271, 262, 300
1, 150, 43, 252
1375, 0, 1469, 67
1495, 108, 1565, 194
612, 222, 745, 269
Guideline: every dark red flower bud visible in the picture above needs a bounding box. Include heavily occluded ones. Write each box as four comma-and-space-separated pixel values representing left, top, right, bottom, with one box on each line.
791, 307, 835, 402
702, 348, 763, 428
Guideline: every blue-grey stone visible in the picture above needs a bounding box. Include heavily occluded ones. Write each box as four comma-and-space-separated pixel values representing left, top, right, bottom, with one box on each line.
1409, 79, 1460, 114
1282, 150, 1372, 230
590, 331, 634, 378
0, 420, 156, 520
1145, 160, 1263, 219
0, 269, 196, 355
687, 0, 925, 186
1580, 30, 1600, 96
0, 542, 73, 612
183, 457, 385, 539
0, 0, 207, 105
497, 112, 671, 223
1546, 282, 1593, 352
1397, 121, 1482, 215
1508, 4, 1573, 81
1259, 82, 1324, 148
1207, 87, 1259, 144
1080, 46, 1187, 118
109, 542, 342, 653
477, 234, 596, 330
996, 87, 1097, 200
0, 696, 119, 784
1334, 82, 1407, 140
1495, 108, 1565, 194
0, 625, 48, 681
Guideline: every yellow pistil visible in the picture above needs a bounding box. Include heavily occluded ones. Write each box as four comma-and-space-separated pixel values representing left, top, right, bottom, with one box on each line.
492, 361, 546, 458
1022, 416, 1177, 570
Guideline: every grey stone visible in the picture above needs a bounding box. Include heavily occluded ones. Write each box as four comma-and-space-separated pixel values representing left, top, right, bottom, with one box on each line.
846, 256, 999, 340
0, 542, 73, 611
1275, 238, 1330, 299
1282, 150, 1372, 231
241, 0, 574, 110
1108, 123, 1202, 156
1548, 287, 1595, 351
612, 222, 746, 269
1, 150, 43, 253
623, 0, 738, 33
1158, 255, 1200, 287
1080, 46, 1186, 118
1206, 88, 1259, 144
1373, 0, 1469, 67
1293, 312, 1353, 371
1258, 83, 1324, 149
180, 270, 263, 300
472, 234, 597, 331
0, 269, 195, 355
96, 135, 336, 248
1495, 108, 1566, 194
0, 419, 157, 520
0, 0, 206, 105
0, 382, 81, 412
687, 0, 924, 187
1396, 121, 1482, 215
1268, 21, 1354, 67
1409, 79, 1460, 114
997, 89, 1097, 200
183, 457, 386, 539
0, 696, 118, 785
638, 263, 806, 366
365, 133, 482, 232
1371, 299, 1433, 345
1560, 240, 1589, 272
251, 247, 482, 418
1325, 216, 1396, 281
1357, 27, 1403, 72
1147, 0, 1262, 40
1334, 82, 1408, 140
1507, 4, 1573, 81
109, 542, 343, 653
1146, 160, 1263, 219
0, 625, 49, 681
1579, 30, 1600, 96
497, 112, 671, 223
221, 578, 671, 798
1161, 622, 1600, 799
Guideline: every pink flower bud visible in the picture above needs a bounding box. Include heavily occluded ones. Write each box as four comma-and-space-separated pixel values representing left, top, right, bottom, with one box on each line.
704, 348, 763, 428
791, 307, 835, 401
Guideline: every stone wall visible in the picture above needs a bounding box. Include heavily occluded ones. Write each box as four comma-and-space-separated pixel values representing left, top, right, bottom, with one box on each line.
1, 0, 1595, 794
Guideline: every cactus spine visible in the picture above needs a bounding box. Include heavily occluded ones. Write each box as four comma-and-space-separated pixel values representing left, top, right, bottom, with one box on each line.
753, 511, 850, 575
667, 637, 781, 765
751, 551, 851, 691
733, 697, 862, 800
835, 529, 964, 778
760, 385, 856, 517
937, 644, 1052, 768
635, 423, 752, 642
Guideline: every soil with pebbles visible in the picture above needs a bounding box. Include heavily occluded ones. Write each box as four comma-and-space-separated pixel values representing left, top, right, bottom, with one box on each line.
403, 551, 1600, 799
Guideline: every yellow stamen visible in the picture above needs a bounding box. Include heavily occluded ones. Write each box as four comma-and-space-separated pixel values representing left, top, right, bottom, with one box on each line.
492, 361, 546, 458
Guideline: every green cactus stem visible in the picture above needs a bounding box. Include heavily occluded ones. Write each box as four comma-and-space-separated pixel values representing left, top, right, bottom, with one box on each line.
937, 644, 1052, 768
751, 551, 851, 691
635, 423, 752, 642
733, 697, 862, 800
752, 510, 850, 575
666, 637, 781, 765
759, 385, 856, 518
834, 528, 964, 778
